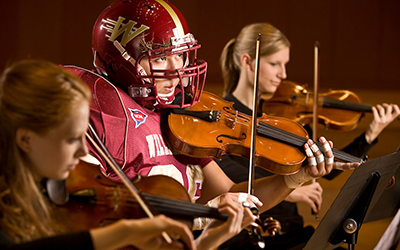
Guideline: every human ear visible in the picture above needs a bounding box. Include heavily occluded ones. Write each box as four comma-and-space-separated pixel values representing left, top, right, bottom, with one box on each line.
16, 128, 33, 153
240, 53, 253, 71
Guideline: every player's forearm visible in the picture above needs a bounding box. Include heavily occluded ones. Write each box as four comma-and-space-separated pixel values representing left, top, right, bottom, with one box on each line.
229, 174, 292, 213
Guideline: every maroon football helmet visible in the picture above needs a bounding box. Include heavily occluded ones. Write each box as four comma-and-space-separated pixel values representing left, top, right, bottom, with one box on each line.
92, 0, 207, 108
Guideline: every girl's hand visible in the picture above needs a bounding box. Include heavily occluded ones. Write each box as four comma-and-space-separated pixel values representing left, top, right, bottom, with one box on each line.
365, 103, 400, 144
285, 182, 323, 213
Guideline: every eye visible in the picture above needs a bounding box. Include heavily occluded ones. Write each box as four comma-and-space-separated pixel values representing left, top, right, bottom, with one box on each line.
270, 62, 277, 66
68, 137, 80, 143
154, 57, 166, 63
175, 53, 185, 66
68, 134, 84, 143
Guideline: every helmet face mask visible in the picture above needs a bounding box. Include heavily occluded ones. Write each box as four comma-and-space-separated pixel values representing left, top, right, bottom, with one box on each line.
92, 0, 207, 109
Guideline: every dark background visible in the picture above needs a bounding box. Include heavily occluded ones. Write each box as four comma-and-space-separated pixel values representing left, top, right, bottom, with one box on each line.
1, 0, 399, 155
1, 2, 399, 247
1, 0, 400, 92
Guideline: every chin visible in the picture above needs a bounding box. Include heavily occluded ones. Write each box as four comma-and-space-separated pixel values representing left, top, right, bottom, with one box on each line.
53, 171, 70, 181
269, 86, 278, 93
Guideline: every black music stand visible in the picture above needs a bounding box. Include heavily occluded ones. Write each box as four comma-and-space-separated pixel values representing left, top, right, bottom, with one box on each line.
302, 149, 400, 250
364, 164, 400, 223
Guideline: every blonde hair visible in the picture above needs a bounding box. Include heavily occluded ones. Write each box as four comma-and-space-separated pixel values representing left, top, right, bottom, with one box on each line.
220, 23, 290, 96
0, 59, 91, 243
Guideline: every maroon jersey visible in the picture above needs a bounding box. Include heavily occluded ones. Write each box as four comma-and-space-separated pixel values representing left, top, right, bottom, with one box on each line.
65, 65, 211, 201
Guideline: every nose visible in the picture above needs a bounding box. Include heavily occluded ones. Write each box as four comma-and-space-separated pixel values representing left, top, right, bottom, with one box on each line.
76, 136, 89, 158
278, 65, 287, 80
165, 56, 183, 71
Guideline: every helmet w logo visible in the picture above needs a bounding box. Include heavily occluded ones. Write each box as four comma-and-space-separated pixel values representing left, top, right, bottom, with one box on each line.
102, 17, 149, 46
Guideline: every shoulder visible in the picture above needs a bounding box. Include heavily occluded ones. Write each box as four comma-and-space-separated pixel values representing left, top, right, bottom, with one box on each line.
64, 65, 140, 110
63, 65, 102, 88
63, 65, 120, 94
223, 94, 251, 115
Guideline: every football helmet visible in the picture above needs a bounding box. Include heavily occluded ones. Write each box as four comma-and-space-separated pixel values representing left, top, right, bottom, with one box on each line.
92, 0, 207, 108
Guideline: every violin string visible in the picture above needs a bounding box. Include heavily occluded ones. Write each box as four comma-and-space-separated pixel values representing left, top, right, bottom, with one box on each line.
142, 195, 219, 217
257, 122, 362, 163
117, 188, 222, 217
258, 122, 305, 146
220, 111, 362, 163
143, 195, 226, 220
71, 186, 221, 218
120, 191, 227, 220
323, 96, 372, 113
222, 112, 309, 147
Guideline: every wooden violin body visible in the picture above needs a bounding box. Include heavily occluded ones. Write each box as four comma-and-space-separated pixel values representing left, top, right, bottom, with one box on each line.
50, 160, 281, 238
51, 160, 226, 233
262, 81, 373, 131
167, 91, 308, 175
166, 91, 362, 175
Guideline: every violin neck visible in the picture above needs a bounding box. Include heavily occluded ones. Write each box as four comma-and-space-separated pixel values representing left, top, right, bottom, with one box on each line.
258, 122, 363, 163
322, 97, 372, 113
142, 193, 228, 221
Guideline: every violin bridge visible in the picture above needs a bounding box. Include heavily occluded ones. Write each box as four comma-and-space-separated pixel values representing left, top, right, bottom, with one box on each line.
232, 110, 238, 129
112, 186, 122, 212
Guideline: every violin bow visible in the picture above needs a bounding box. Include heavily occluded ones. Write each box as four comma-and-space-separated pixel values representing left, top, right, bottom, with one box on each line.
247, 32, 267, 248
313, 41, 320, 143
248, 33, 261, 198
312, 41, 320, 220
85, 123, 173, 244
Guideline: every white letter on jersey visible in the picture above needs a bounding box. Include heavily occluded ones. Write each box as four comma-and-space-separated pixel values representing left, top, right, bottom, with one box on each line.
146, 134, 172, 158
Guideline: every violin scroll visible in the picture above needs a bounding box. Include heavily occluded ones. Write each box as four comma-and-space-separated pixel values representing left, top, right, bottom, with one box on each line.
246, 217, 281, 249
260, 217, 281, 237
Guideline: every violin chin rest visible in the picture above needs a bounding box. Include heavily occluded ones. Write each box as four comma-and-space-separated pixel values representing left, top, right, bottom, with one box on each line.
46, 179, 69, 205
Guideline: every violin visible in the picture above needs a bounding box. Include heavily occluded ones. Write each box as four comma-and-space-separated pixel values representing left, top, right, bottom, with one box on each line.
261, 80, 374, 131
166, 91, 363, 175
49, 160, 225, 232
49, 160, 281, 237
